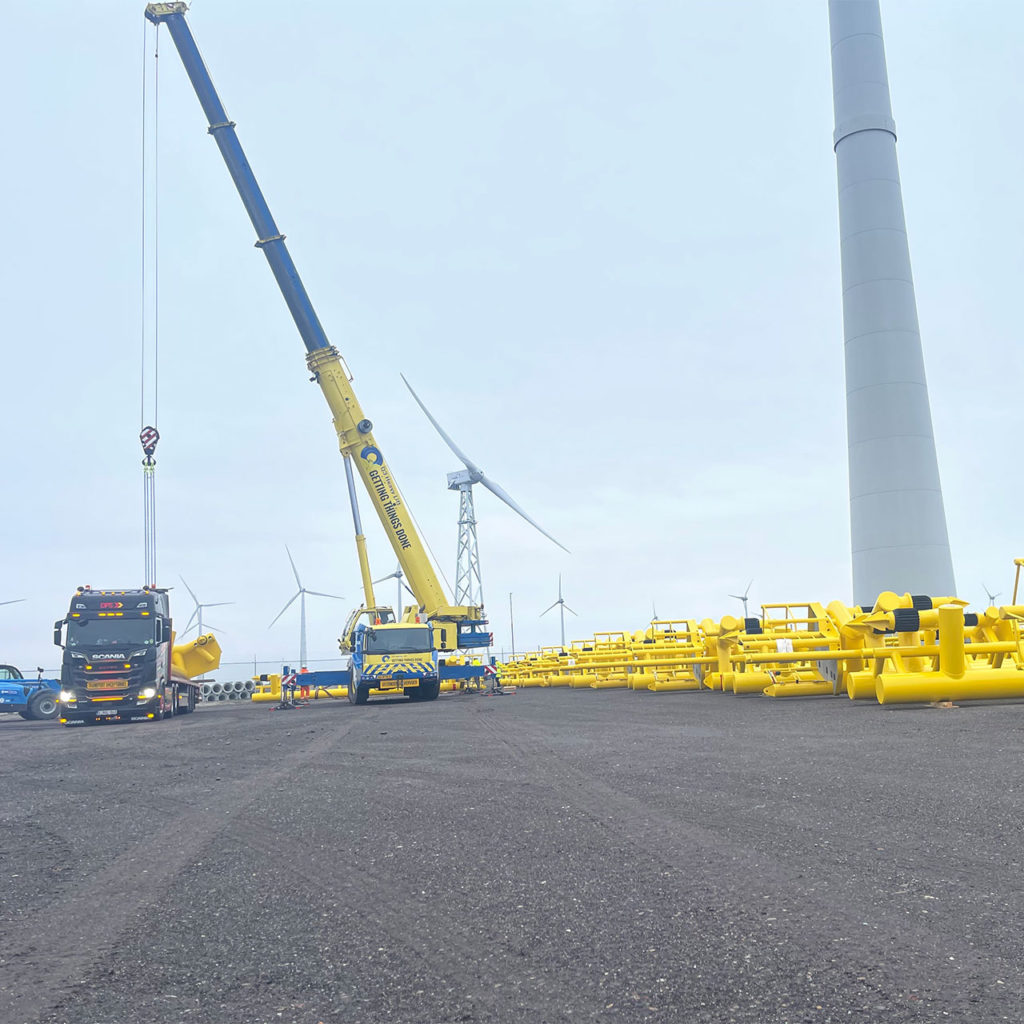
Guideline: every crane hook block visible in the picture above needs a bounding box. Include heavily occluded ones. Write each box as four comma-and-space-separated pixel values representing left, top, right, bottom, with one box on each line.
357, 419, 373, 434
140, 426, 160, 456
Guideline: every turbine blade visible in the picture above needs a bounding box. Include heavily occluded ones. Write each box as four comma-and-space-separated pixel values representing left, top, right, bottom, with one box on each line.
401, 582, 416, 597
540, 602, 559, 616
178, 575, 200, 605
203, 601, 234, 609
372, 572, 399, 584
401, 373, 482, 475
744, 579, 753, 597
202, 624, 227, 635
477, 473, 569, 553
563, 605, 578, 616
268, 591, 300, 628
182, 608, 199, 635
304, 591, 345, 600
285, 545, 302, 589
0, 599, 26, 606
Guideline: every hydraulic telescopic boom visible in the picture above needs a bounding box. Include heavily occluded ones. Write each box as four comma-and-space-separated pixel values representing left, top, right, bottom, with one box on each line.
145, 3, 475, 624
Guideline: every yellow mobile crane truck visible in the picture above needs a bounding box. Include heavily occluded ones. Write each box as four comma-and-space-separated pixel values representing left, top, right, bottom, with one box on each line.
147, 4, 492, 702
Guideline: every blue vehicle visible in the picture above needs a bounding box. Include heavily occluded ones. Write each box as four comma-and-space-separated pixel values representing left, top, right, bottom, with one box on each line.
0, 665, 60, 721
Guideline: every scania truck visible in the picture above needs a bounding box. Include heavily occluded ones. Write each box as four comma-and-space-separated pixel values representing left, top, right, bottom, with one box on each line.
54, 586, 220, 725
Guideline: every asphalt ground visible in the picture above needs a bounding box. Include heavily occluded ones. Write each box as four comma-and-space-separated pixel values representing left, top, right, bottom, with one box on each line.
1, 688, 1023, 1024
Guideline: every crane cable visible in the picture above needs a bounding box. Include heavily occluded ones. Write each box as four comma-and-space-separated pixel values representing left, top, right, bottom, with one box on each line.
140, 22, 161, 587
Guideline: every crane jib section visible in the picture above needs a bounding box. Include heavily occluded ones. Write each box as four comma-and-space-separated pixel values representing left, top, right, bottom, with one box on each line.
145, 4, 329, 356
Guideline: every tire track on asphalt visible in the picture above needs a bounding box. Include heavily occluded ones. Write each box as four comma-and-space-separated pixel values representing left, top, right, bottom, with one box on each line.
0, 713, 364, 1024
473, 704, 1024, 1012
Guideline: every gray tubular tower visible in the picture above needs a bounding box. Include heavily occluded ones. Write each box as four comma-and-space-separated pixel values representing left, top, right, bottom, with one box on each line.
828, 0, 956, 606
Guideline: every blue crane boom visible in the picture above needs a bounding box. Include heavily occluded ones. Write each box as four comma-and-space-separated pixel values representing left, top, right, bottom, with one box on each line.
144, 3, 329, 354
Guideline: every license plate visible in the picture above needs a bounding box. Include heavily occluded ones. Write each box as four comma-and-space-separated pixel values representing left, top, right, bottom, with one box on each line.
96, 710, 118, 717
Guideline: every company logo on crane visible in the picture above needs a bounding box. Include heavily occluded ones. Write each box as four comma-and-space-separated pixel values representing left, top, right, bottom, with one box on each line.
360, 446, 411, 550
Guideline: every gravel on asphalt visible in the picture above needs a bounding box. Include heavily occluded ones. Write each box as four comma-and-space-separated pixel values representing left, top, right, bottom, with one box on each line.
1, 688, 1023, 1024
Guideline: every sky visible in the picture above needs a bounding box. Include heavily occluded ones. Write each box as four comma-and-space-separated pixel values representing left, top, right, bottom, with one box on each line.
1, 1, 1021, 676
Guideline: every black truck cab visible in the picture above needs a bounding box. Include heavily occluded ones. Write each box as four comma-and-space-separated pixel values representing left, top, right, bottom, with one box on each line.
54, 587, 180, 724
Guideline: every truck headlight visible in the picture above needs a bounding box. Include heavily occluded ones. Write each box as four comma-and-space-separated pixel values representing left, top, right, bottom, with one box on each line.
59, 691, 75, 702
139, 687, 157, 699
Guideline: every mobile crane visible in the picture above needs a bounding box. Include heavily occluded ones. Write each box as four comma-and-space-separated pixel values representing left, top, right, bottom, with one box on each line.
145, 4, 492, 702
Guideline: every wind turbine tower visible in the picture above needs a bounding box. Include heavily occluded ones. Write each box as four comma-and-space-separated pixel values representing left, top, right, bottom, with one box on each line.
269, 546, 344, 669
829, 0, 955, 605
541, 575, 577, 648
402, 375, 567, 610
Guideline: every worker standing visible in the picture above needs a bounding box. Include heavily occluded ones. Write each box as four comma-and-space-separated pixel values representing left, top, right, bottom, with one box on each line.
299, 666, 311, 700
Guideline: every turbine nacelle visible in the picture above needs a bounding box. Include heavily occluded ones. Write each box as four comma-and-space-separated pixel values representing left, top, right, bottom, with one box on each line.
447, 468, 482, 490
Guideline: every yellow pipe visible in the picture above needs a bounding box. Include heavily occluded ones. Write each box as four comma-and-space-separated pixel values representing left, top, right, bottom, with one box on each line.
763, 681, 834, 698
253, 685, 351, 702
876, 668, 1024, 704
846, 672, 878, 700
591, 676, 628, 688
937, 605, 965, 679
731, 672, 774, 694
649, 678, 701, 691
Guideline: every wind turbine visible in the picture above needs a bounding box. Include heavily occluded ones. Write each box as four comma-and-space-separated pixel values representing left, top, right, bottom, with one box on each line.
982, 583, 1001, 608
269, 546, 344, 669
541, 575, 577, 647
730, 580, 753, 618
402, 374, 568, 610
373, 563, 415, 617
179, 576, 232, 638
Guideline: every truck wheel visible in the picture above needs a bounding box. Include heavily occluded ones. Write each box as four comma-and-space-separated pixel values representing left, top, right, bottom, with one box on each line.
179, 687, 196, 714
18, 711, 32, 720
166, 686, 178, 717
28, 690, 59, 721
347, 671, 369, 705
418, 679, 441, 702
152, 699, 164, 722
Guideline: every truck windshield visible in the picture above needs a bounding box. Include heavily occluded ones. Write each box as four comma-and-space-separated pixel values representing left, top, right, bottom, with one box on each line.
364, 627, 430, 655
67, 619, 157, 648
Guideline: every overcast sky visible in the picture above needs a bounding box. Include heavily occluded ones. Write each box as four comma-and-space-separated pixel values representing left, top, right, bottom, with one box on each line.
1, 2, 1021, 675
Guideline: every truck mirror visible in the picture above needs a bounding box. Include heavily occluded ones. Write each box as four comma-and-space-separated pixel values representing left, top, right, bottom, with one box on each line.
53, 621, 63, 648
